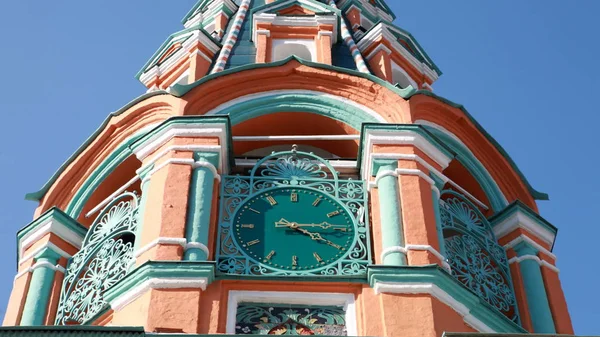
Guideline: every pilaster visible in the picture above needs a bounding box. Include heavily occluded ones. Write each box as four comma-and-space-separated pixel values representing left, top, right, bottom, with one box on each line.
4, 208, 85, 326
129, 117, 231, 266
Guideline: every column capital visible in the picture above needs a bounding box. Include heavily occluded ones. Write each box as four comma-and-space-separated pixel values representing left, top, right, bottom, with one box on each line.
359, 124, 455, 181
34, 247, 62, 263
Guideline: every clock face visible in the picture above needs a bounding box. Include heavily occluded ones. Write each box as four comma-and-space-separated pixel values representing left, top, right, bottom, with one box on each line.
233, 187, 355, 271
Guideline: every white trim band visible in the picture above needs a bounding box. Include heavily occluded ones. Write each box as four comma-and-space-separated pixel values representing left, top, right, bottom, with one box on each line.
380, 245, 450, 272
110, 277, 209, 311
14, 261, 66, 281
134, 237, 188, 258
19, 242, 71, 266
508, 255, 559, 273
503, 235, 556, 260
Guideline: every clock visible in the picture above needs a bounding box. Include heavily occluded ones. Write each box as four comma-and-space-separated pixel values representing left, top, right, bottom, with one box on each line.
233, 187, 355, 271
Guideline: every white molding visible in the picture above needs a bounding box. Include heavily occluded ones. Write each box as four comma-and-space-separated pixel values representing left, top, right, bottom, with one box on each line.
204, 89, 387, 124
226, 290, 357, 335
356, 23, 439, 82
134, 237, 188, 258
415, 120, 509, 206
493, 211, 556, 247
272, 38, 318, 62
253, 13, 338, 44
380, 245, 451, 272
233, 134, 360, 141
132, 123, 229, 174
361, 129, 452, 182
14, 261, 66, 281
142, 158, 222, 186
503, 235, 556, 260
19, 242, 72, 266
364, 43, 392, 60
110, 277, 209, 312
185, 242, 210, 258
19, 219, 84, 261
508, 255, 560, 273
255, 29, 271, 37
373, 282, 494, 333
390, 60, 419, 89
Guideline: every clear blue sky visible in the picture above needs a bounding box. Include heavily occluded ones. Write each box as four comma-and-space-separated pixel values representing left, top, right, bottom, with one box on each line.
0, 0, 598, 334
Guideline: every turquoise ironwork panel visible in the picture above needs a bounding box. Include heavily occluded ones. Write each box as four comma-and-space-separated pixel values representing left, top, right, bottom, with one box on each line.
439, 190, 520, 324
236, 303, 347, 335
55, 192, 140, 325
216, 149, 370, 277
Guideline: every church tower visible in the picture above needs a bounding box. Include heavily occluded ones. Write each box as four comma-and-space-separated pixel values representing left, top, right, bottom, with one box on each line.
3, 1, 574, 336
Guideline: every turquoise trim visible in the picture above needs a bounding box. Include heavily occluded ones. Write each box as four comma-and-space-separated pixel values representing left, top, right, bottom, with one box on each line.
430, 173, 446, 258
355, 19, 441, 76
358, 123, 455, 170
25, 91, 170, 202
20, 248, 62, 326
26, 58, 546, 206
489, 200, 557, 249
103, 261, 216, 304
422, 126, 508, 212
413, 90, 548, 201
16, 207, 87, 264
132, 164, 155, 256
368, 265, 527, 333
184, 152, 220, 261
209, 91, 381, 131
136, 24, 222, 79
514, 242, 556, 333
182, 0, 238, 24
372, 160, 405, 266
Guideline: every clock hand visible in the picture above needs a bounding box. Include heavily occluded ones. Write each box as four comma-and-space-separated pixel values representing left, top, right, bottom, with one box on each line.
284, 224, 345, 250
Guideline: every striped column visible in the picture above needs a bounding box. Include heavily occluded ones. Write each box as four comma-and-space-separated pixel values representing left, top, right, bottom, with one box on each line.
327, 0, 370, 73
211, 0, 251, 74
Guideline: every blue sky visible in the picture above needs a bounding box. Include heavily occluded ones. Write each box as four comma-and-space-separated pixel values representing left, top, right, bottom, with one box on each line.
0, 0, 598, 334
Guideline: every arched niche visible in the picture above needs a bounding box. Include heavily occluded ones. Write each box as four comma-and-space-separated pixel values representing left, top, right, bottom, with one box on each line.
272, 39, 316, 62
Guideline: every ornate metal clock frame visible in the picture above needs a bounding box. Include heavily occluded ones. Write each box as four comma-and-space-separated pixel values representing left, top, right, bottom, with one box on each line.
216, 147, 371, 277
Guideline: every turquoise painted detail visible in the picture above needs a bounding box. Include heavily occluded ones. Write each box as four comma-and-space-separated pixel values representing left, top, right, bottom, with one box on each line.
236, 303, 346, 335
182, 0, 237, 24
216, 149, 370, 277
489, 201, 557, 249
372, 159, 405, 266
423, 126, 507, 212
185, 152, 220, 261
514, 242, 556, 333
368, 265, 527, 333
430, 173, 446, 258
208, 91, 381, 131
439, 190, 520, 324
26, 58, 546, 204
16, 207, 87, 264
56, 192, 140, 325
136, 24, 221, 79
103, 261, 216, 305
20, 248, 61, 326
358, 123, 455, 172
132, 164, 154, 256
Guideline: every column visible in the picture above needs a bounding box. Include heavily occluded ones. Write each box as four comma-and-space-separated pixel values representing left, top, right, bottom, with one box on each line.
514, 242, 556, 333
20, 248, 61, 326
184, 152, 220, 261
373, 159, 406, 266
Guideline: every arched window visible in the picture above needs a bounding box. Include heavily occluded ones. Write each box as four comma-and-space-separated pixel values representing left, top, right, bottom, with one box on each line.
272, 40, 315, 62
439, 190, 520, 324
55, 192, 140, 325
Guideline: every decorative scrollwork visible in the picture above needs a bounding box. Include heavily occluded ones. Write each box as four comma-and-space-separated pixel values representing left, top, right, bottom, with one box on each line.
236, 304, 347, 335
439, 190, 519, 324
55, 192, 139, 325
216, 149, 370, 277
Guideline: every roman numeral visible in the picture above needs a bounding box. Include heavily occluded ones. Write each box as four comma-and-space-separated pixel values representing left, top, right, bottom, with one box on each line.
327, 210, 340, 218
313, 252, 323, 263
292, 255, 298, 267
266, 250, 276, 260
291, 192, 298, 202
241, 224, 255, 229
312, 196, 322, 207
266, 196, 277, 206
247, 239, 260, 246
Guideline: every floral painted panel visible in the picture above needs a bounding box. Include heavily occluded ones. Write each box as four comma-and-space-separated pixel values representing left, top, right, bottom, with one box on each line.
236, 303, 347, 335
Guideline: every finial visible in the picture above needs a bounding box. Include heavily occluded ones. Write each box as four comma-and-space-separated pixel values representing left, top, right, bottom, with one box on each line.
291, 144, 298, 158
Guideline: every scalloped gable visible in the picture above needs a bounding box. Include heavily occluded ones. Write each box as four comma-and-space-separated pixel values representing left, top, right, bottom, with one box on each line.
135, 26, 221, 80
358, 20, 442, 76
252, 0, 338, 17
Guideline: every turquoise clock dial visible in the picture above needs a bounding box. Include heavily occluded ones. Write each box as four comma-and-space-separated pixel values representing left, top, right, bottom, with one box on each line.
233, 187, 355, 271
